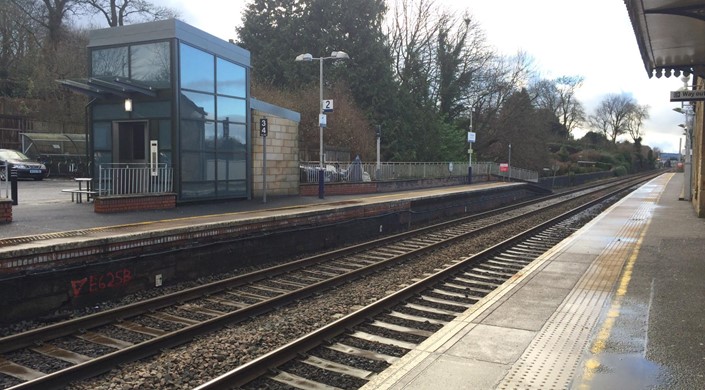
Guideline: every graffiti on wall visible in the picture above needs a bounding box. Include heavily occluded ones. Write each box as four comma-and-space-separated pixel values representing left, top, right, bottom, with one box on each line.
70, 268, 133, 297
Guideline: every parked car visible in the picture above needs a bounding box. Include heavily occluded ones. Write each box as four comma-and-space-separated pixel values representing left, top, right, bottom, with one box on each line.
0, 149, 48, 181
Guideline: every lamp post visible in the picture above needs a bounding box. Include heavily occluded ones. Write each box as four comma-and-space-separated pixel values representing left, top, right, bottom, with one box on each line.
674, 106, 694, 201
508, 143, 512, 181
295, 51, 350, 199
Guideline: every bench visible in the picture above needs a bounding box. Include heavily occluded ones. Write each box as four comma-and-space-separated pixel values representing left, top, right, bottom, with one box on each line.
62, 189, 98, 203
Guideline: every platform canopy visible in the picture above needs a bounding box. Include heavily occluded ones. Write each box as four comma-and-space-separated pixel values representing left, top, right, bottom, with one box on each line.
56, 77, 157, 99
625, 0, 705, 79
20, 132, 86, 157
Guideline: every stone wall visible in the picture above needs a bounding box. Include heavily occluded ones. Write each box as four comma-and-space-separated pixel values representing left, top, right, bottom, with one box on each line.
251, 110, 300, 197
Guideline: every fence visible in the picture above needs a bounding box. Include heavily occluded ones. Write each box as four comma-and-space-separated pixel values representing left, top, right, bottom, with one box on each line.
98, 163, 173, 196
299, 161, 538, 184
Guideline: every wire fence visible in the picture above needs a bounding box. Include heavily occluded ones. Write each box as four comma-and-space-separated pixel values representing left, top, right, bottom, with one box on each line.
299, 161, 538, 183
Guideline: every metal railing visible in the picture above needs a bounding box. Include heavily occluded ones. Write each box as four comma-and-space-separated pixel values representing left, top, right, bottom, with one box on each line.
1, 162, 8, 199
98, 163, 173, 196
299, 161, 538, 183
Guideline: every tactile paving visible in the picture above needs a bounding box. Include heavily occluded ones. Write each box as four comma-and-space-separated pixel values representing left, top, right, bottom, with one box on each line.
497, 182, 660, 389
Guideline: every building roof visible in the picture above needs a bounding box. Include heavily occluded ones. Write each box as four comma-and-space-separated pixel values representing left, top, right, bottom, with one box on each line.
88, 19, 250, 67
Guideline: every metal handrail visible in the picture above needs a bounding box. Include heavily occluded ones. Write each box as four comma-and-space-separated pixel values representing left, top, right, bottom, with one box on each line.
98, 163, 174, 196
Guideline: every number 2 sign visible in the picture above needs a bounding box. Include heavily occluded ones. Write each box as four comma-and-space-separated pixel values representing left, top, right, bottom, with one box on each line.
322, 99, 333, 113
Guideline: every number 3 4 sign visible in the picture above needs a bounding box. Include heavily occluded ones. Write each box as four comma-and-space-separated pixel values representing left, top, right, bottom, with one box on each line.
259, 118, 268, 137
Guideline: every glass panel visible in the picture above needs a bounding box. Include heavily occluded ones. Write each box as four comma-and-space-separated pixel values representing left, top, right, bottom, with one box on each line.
218, 122, 246, 153
204, 121, 216, 151
131, 42, 171, 88
217, 180, 246, 197
158, 119, 171, 148
94, 151, 112, 178
217, 96, 246, 123
133, 101, 171, 118
93, 103, 130, 120
181, 91, 214, 120
217, 58, 246, 97
159, 150, 172, 166
180, 119, 206, 151
181, 181, 216, 199
180, 43, 214, 93
181, 151, 215, 181
215, 152, 246, 180
93, 122, 111, 150
92, 47, 128, 77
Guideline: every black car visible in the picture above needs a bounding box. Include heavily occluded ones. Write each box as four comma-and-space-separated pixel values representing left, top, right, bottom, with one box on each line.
0, 149, 48, 181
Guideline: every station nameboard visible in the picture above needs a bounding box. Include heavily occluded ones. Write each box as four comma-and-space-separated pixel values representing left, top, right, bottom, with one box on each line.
670, 90, 705, 101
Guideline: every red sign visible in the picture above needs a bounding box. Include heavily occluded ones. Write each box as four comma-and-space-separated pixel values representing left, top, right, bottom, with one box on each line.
499, 163, 509, 172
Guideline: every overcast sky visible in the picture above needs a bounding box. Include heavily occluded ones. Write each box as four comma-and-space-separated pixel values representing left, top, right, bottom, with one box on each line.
160, 0, 685, 153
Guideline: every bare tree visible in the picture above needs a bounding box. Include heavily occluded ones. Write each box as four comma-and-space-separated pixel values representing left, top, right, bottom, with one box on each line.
78, 0, 178, 27
625, 103, 650, 142
588, 93, 638, 144
389, 0, 439, 103
10, 0, 78, 50
531, 75, 585, 138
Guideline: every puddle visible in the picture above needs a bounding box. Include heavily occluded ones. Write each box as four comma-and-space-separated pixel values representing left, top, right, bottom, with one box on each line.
574, 352, 672, 389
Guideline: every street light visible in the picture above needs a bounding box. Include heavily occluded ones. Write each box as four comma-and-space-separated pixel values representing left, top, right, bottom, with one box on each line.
296, 50, 350, 199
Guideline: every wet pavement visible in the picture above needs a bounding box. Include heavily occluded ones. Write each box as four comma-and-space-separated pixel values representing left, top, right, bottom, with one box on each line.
363, 173, 705, 390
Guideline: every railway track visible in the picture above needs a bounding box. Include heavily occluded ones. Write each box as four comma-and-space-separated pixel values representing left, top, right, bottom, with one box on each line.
0, 173, 657, 389
197, 176, 648, 389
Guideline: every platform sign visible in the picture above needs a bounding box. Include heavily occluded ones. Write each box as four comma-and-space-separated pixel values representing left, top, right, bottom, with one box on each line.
670, 90, 705, 101
259, 118, 268, 137
319, 114, 327, 128
499, 163, 509, 172
322, 99, 334, 113
467, 131, 476, 143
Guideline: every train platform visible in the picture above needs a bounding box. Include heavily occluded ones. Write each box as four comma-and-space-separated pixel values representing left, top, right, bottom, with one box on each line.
1, 180, 521, 246
363, 172, 705, 390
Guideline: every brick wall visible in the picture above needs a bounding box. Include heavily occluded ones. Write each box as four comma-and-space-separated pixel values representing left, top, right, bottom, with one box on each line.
0, 199, 11, 223
251, 110, 300, 197
94, 194, 176, 213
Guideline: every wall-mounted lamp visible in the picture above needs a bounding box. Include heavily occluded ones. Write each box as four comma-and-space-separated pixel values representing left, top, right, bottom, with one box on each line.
124, 98, 133, 112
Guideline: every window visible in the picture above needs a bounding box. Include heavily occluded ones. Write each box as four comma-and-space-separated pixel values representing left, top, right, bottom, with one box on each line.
92, 47, 128, 77
181, 91, 215, 120
180, 43, 214, 93
217, 96, 246, 123
217, 58, 246, 97
131, 42, 171, 88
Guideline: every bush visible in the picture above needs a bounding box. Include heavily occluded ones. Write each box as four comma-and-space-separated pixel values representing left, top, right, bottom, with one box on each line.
613, 166, 628, 176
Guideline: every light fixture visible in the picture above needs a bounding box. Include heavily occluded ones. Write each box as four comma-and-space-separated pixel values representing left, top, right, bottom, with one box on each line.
124, 98, 133, 112
331, 51, 349, 59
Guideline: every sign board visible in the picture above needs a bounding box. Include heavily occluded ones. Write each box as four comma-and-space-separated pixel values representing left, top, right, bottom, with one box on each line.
150, 140, 158, 177
322, 99, 334, 113
319, 114, 327, 128
670, 90, 705, 101
259, 118, 268, 137
499, 163, 509, 172
467, 131, 476, 143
